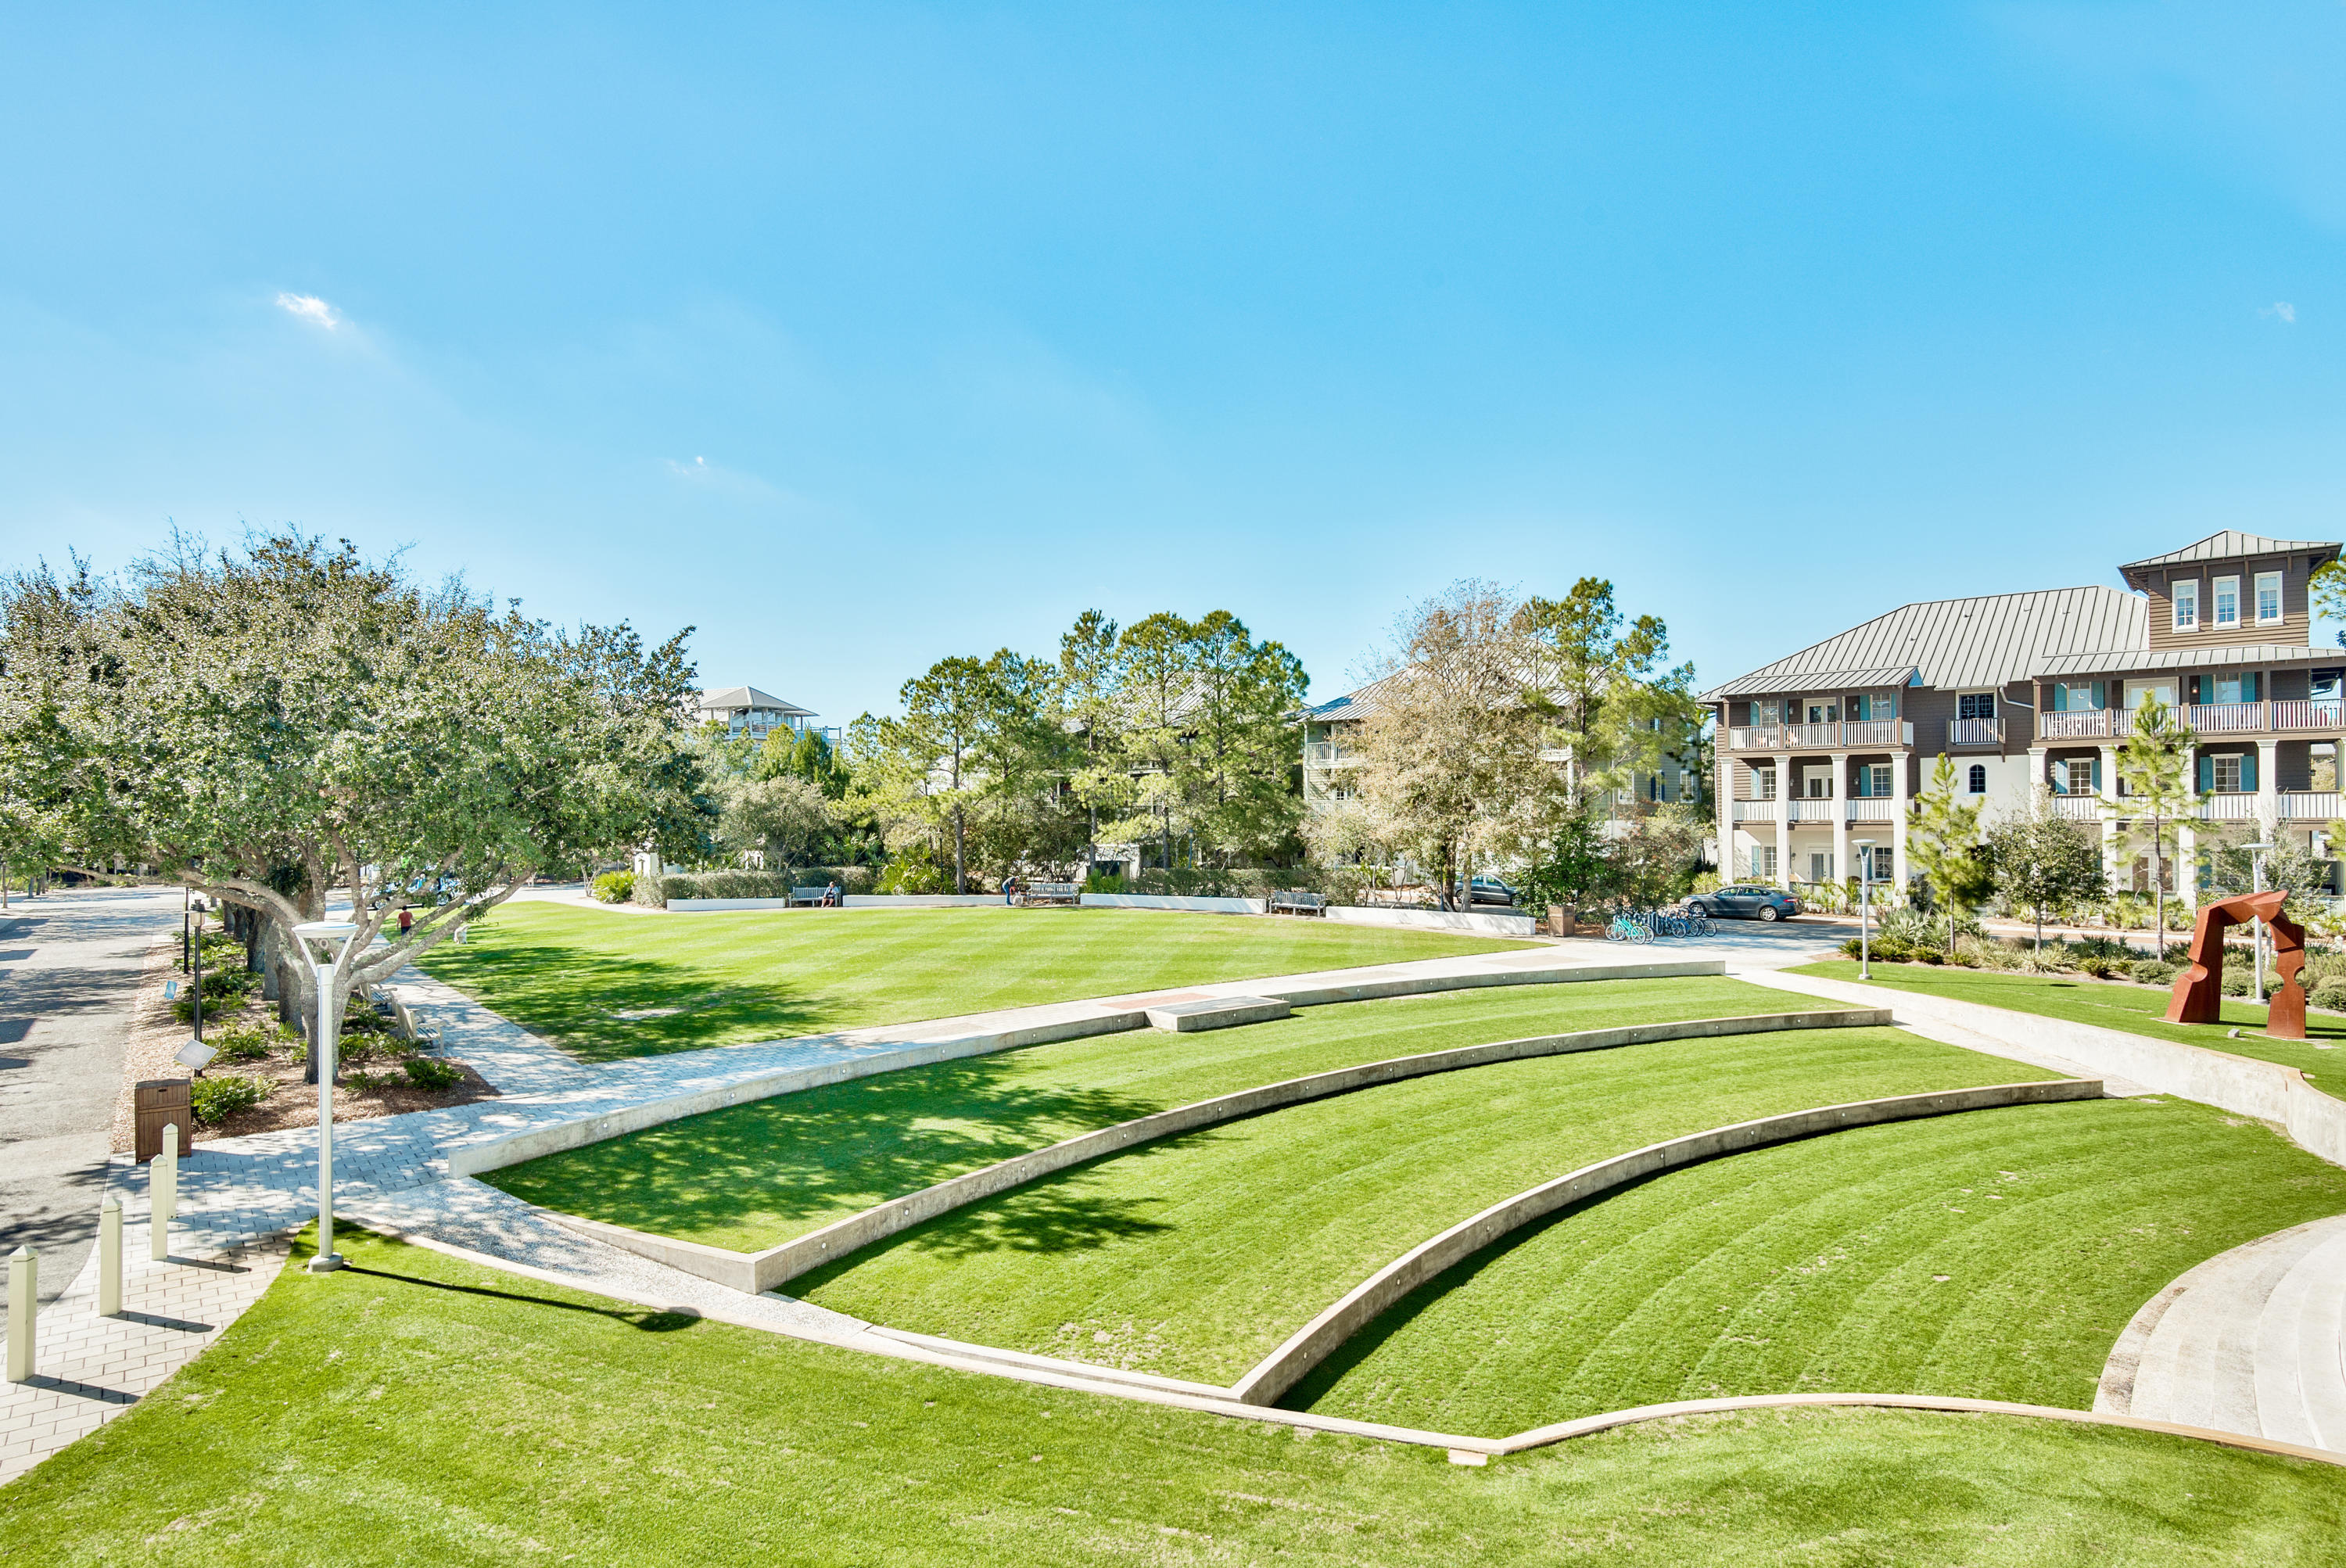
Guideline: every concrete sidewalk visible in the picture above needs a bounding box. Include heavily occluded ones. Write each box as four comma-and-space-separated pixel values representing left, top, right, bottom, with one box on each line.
0, 941, 1711, 1482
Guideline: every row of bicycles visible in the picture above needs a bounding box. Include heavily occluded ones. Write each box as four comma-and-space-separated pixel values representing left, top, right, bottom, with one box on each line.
1604, 906, 1715, 942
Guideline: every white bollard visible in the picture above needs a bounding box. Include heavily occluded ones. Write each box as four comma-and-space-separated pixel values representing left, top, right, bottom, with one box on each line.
150, 1126, 178, 1261
99, 1193, 123, 1317
6, 1246, 33, 1382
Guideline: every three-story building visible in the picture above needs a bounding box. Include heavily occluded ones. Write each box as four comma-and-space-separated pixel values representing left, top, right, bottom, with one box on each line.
1702, 531, 2344, 899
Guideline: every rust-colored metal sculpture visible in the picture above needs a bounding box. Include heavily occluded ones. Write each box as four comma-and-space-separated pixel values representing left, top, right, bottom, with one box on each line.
2167, 889, 2305, 1038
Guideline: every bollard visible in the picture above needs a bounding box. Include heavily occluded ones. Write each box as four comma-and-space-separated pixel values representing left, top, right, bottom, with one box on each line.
150, 1125, 178, 1261
6, 1246, 33, 1382
99, 1193, 123, 1317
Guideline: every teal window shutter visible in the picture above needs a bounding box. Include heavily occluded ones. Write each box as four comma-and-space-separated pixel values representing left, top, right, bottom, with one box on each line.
2091, 756, 2102, 792
2246, 671, 2261, 702
2092, 680, 2106, 709
2051, 684, 2067, 712
2198, 755, 2214, 792
2242, 751, 2258, 792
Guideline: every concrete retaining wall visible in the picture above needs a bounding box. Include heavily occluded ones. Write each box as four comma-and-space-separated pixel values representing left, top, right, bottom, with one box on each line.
567, 1006, 1889, 1296
1228, 1076, 2105, 1406
667, 895, 1007, 912
1740, 969, 2346, 1170
1322, 906, 1537, 938
1078, 893, 1267, 916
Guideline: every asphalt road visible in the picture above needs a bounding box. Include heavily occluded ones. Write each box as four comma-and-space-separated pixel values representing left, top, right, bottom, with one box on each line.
0, 884, 183, 1311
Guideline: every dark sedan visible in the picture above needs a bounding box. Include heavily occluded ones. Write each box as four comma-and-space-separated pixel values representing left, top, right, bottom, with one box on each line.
1688, 884, 1802, 922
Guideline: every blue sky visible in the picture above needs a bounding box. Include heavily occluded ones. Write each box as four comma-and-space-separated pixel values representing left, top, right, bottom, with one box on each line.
5, 3, 2344, 721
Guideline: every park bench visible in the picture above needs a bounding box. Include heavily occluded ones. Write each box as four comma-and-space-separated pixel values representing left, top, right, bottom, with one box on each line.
1019, 881, 1082, 907
1268, 889, 1327, 917
789, 886, 830, 907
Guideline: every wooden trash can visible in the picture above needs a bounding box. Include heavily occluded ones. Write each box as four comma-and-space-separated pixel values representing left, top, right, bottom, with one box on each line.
135, 1079, 193, 1163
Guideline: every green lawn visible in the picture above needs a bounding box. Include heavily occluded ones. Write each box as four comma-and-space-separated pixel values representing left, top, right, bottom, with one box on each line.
1791, 961, 2346, 1095
419, 902, 1528, 1061
1298, 1095, 2346, 1433
486, 975, 1820, 1253
5, 1226, 2340, 1566
795, 1025, 2063, 1384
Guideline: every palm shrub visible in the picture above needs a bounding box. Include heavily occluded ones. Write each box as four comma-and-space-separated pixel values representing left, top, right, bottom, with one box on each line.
189, 1075, 266, 1125
590, 870, 635, 903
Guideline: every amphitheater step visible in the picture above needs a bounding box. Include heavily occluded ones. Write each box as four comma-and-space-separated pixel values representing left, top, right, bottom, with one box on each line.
2100, 1214, 2346, 1452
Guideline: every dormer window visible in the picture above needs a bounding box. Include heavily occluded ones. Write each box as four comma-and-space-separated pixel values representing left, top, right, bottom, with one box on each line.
2257, 571, 2283, 624
2213, 575, 2240, 628
2172, 579, 2198, 630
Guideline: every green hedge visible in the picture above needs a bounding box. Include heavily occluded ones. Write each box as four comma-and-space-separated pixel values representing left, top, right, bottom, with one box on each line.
633, 866, 881, 906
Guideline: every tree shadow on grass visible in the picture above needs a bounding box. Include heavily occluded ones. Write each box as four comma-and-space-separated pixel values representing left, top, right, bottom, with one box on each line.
492, 1055, 1170, 1239
421, 939, 838, 1060
343, 1264, 701, 1332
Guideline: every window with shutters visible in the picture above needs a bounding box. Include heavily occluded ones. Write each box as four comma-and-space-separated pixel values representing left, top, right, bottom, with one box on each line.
2064, 758, 2095, 795
2213, 755, 2242, 792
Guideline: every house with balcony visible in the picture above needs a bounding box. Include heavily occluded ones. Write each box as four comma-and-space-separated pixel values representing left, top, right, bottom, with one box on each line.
1301, 675, 1701, 817
1702, 530, 2344, 899
694, 685, 823, 745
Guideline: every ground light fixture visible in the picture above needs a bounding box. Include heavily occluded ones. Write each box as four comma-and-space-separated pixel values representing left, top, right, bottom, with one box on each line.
292, 920, 359, 1274
2244, 840, 2274, 1002
1855, 839, 1876, 980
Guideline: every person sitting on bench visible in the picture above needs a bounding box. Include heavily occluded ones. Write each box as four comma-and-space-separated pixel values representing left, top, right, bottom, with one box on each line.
823, 881, 841, 907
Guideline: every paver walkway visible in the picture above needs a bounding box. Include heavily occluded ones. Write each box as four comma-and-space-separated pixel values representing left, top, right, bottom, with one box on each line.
0, 940, 1688, 1480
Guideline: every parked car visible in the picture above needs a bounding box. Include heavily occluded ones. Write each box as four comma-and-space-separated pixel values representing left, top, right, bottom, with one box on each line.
1688, 884, 1802, 922
1455, 875, 1519, 908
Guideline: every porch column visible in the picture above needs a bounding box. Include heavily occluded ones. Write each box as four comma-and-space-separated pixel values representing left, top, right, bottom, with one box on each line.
2175, 744, 2198, 913
2028, 747, 2047, 813
2098, 742, 2122, 886
1716, 754, 1733, 880
1891, 749, 1910, 894
2257, 738, 2280, 837
1829, 750, 1849, 895
1774, 752, 1794, 889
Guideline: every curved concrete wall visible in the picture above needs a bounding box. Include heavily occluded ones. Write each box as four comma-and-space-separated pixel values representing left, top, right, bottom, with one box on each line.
1078, 893, 1267, 915
1322, 906, 1537, 938
1227, 1077, 2104, 1407
1742, 968, 2346, 1170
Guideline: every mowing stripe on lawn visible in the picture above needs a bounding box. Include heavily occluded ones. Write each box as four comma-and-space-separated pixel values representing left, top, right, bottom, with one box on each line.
1293, 1093, 2346, 1435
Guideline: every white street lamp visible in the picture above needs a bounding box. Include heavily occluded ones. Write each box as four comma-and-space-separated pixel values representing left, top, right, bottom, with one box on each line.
2244, 840, 2274, 1006
1856, 839, 1876, 980
292, 920, 358, 1273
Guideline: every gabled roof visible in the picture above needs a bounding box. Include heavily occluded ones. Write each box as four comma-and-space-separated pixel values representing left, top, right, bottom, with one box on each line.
2119, 531, 2341, 572
697, 685, 813, 717
1701, 587, 2143, 701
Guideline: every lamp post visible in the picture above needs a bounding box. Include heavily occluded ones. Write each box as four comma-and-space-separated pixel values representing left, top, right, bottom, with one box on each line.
292, 920, 358, 1274
1856, 838, 1875, 980
2244, 840, 2273, 1006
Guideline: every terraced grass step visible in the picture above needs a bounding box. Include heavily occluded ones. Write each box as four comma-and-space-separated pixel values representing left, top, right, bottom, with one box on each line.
1291, 1096, 2346, 1436
791, 1023, 2065, 1384
485, 976, 1806, 1253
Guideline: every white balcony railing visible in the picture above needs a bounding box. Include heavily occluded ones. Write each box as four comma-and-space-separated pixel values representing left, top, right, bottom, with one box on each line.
2272, 701, 2344, 732
1846, 798, 1896, 822
1787, 799, 1836, 822
2280, 791, 2340, 821
1946, 716, 2000, 747
1725, 720, 1913, 751
2039, 710, 2116, 740
1304, 741, 1361, 767
2184, 701, 2264, 734
1731, 799, 1780, 821
2049, 795, 2101, 820
2200, 793, 2257, 820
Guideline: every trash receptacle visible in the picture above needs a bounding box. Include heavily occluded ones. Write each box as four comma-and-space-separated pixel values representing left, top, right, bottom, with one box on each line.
135, 1079, 193, 1163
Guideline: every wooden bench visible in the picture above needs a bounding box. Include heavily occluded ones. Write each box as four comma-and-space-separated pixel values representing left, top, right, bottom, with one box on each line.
1018, 881, 1082, 907
789, 886, 831, 907
1268, 889, 1327, 917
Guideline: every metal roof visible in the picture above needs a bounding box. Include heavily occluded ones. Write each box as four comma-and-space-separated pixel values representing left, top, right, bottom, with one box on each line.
2033, 644, 2341, 677
1700, 586, 2144, 701
2119, 531, 2341, 572
697, 685, 814, 717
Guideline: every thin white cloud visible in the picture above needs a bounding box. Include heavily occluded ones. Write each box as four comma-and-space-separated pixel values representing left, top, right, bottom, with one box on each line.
275, 292, 341, 329
2262, 301, 2298, 324
665, 455, 712, 481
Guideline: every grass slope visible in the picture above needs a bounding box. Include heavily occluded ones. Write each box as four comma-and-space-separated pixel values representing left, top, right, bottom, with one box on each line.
488, 976, 1814, 1253
420, 902, 1526, 1061
796, 1026, 2061, 1384
5, 1227, 2341, 1566
1300, 1096, 2346, 1433
1790, 961, 2346, 1095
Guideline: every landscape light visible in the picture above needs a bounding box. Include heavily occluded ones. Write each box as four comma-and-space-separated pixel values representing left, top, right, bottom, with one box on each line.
292, 920, 359, 1273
